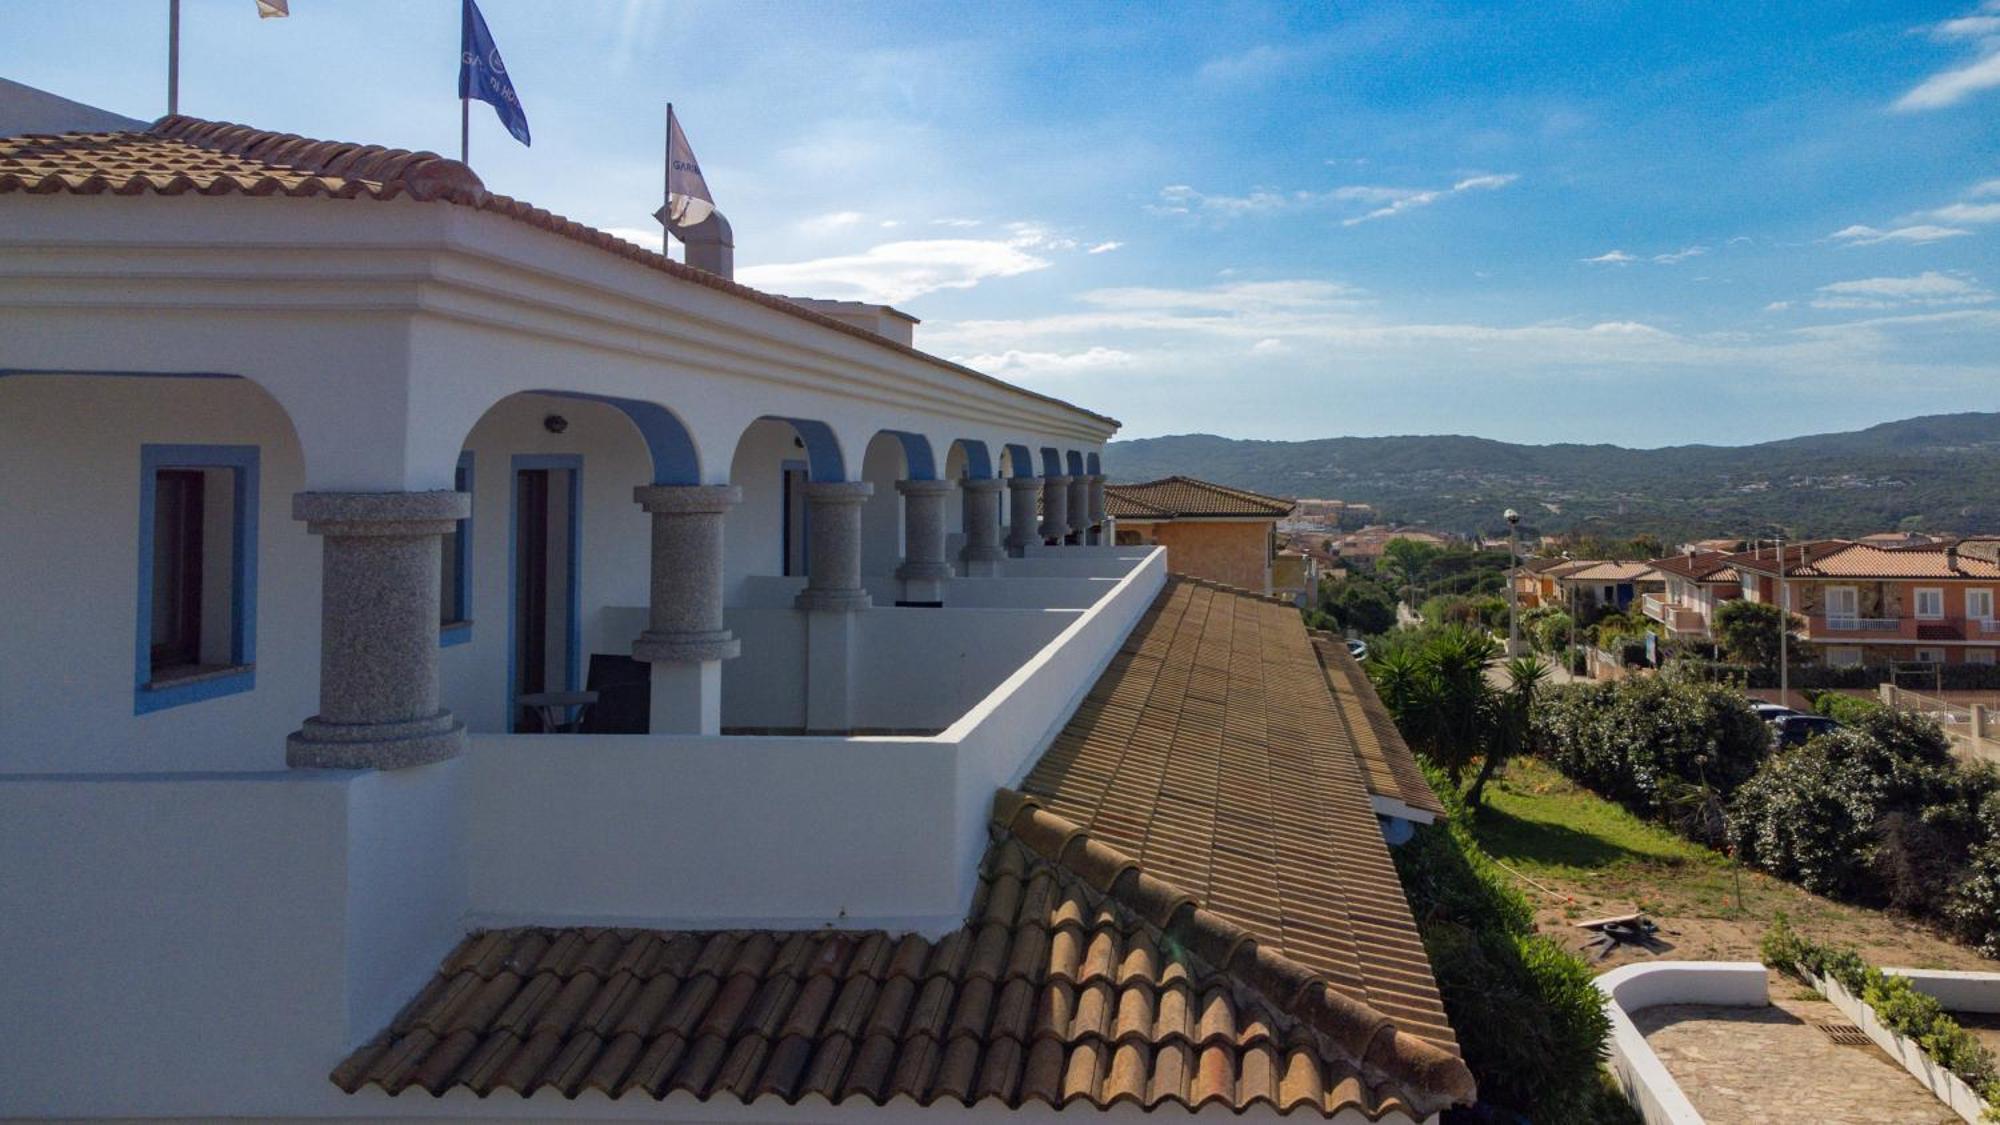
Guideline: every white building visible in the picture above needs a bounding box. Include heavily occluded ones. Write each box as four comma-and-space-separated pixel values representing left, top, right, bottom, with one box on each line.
0, 112, 1470, 1122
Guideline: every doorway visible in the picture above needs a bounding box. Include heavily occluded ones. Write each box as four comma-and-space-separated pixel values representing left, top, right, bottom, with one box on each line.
510, 455, 581, 732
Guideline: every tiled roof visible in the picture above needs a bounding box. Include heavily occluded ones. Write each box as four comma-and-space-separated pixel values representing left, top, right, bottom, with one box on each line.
1020, 578, 1459, 1053
333, 791, 1472, 1118
1646, 551, 1741, 583
1105, 477, 1295, 519
1729, 540, 2000, 580
1557, 561, 1659, 583
0, 116, 1117, 428
1308, 634, 1446, 821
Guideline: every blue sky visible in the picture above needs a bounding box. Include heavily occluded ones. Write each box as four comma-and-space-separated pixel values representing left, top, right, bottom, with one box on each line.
6, 1, 1999, 446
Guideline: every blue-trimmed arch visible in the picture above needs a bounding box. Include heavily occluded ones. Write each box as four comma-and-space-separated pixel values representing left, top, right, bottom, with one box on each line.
1039, 447, 1063, 477
763, 416, 845, 481
540, 391, 699, 485
949, 438, 994, 480
1086, 451, 1101, 476
875, 430, 937, 481
1065, 450, 1085, 477
1003, 443, 1035, 479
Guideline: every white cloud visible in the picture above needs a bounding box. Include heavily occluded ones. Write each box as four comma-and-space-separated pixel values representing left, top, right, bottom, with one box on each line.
1975, 179, 2000, 197
1896, 4, 2000, 111
600, 225, 665, 252
1809, 271, 1995, 309
1341, 173, 1517, 226
1829, 223, 1974, 245
1652, 245, 1709, 264
879, 220, 901, 229
1923, 201, 2000, 224
1582, 250, 1636, 264
1250, 338, 1290, 355
1148, 184, 1296, 217
1086, 241, 1124, 254
1765, 301, 1794, 311
930, 218, 982, 228
956, 346, 1137, 376
1198, 43, 1302, 84
737, 238, 1051, 304
798, 210, 866, 235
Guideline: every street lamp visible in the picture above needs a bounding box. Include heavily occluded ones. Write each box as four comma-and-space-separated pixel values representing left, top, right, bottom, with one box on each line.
1504, 508, 1524, 656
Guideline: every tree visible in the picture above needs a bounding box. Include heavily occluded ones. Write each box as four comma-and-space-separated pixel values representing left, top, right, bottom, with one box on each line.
1332, 581, 1397, 636
1369, 626, 1503, 793
1715, 599, 1799, 669
1467, 657, 1550, 808
1379, 537, 1443, 602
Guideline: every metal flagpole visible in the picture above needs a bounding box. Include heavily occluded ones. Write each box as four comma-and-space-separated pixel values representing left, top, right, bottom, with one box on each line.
167, 0, 180, 116
461, 98, 470, 166
663, 102, 674, 261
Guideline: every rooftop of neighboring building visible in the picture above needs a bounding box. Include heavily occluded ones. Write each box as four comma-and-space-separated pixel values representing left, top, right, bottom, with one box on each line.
1103, 476, 1295, 520
1729, 538, 2000, 580
1646, 550, 1743, 584
1557, 561, 1660, 583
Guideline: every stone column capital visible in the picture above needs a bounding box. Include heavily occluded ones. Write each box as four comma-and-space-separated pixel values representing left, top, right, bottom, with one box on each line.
293, 490, 467, 537
960, 476, 1006, 494
894, 478, 957, 498
632, 483, 741, 514
1007, 476, 1042, 492
1041, 474, 1074, 486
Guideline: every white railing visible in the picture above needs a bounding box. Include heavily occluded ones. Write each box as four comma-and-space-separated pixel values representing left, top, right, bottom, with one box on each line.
1826, 615, 1901, 631
1979, 618, 2000, 635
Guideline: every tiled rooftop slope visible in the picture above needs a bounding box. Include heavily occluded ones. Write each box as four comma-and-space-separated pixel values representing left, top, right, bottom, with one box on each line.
333, 578, 1468, 1116
1104, 476, 1295, 519
1310, 633, 1447, 821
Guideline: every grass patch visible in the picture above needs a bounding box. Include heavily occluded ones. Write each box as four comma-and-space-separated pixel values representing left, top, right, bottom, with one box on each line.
1474, 757, 1718, 880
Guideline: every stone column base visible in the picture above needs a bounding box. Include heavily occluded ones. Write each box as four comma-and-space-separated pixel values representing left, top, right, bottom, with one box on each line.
287, 710, 465, 770
796, 587, 873, 613
650, 661, 722, 735
633, 628, 741, 663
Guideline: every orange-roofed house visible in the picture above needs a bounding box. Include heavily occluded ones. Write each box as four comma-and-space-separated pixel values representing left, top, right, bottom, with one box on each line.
1640, 550, 1744, 639
1730, 539, 2000, 668
1106, 475, 1297, 597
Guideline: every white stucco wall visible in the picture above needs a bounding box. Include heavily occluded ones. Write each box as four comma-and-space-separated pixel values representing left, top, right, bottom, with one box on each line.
437, 394, 653, 733
724, 418, 804, 603
860, 431, 908, 577
0, 374, 319, 774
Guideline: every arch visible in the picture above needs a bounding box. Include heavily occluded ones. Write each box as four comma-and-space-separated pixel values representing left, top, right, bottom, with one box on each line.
947, 438, 993, 481
875, 430, 937, 481
1003, 443, 1035, 479
1039, 447, 1063, 477
537, 390, 700, 485
1065, 450, 1085, 477
1086, 451, 1102, 476
860, 431, 910, 577
765, 417, 845, 482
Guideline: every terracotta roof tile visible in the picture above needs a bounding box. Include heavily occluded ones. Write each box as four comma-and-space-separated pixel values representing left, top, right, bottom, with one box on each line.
0, 116, 1117, 429
1310, 633, 1447, 819
1730, 538, 2000, 580
1105, 476, 1295, 519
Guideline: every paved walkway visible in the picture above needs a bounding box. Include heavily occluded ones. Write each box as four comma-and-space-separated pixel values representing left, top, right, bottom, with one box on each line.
1634, 992, 1957, 1125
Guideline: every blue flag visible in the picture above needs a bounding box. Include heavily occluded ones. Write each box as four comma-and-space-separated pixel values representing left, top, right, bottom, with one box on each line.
459, 0, 530, 147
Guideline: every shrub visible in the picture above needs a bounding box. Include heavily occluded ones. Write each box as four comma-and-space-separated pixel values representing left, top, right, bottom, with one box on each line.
1393, 768, 1612, 1123
1948, 837, 2000, 957
1531, 609, 1573, 654
1810, 691, 1885, 725
1534, 677, 1768, 818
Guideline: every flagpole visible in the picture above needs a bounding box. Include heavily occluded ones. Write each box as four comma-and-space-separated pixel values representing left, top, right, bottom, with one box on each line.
461, 97, 470, 166
458, 0, 470, 166
167, 0, 180, 117
663, 102, 674, 261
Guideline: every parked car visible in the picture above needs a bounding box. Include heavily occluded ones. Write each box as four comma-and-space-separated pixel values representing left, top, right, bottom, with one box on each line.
1346, 638, 1368, 662
1769, 713, 1841, 748
1748, 701, 1799, 722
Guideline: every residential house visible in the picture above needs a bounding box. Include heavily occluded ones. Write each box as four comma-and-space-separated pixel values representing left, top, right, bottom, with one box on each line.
1552, 561, 1664, 615
0, 113, 1471, 1122
1640, 551, 1743, 640
1729, 539, 2000, 667
1335, 525, 1452, 569
1513, 557, 1593, 610
1105, 475, 1296, 596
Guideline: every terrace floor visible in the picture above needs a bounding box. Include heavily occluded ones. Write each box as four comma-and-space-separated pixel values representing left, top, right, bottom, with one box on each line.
1635, 988, 1956, 1125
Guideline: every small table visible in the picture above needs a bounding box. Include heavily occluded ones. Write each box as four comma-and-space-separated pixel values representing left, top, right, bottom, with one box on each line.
518, 690, 598, 733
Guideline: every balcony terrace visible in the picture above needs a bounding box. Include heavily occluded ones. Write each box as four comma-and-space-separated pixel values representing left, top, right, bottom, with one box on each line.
1641, 593, 1710, 637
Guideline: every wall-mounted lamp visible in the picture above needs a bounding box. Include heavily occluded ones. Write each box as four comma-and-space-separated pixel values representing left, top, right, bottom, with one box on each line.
543, 414, 569, 434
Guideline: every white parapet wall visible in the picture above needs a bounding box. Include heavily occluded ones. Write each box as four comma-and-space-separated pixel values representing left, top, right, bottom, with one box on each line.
1596, 961, 1771, 1125
465, 547, 1167, 935
1812, 969, 2000, 1124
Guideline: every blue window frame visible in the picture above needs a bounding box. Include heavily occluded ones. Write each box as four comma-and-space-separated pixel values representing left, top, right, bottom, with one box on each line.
134, 444, 259, 713
440, 451, 474, 646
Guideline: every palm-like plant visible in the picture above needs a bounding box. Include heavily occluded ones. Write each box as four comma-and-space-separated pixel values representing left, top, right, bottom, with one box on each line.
1368, 627, 1542, 808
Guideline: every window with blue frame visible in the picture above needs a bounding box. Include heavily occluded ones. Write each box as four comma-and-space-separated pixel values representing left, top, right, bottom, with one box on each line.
440, 451, 473, 645
135, 444, 258, 713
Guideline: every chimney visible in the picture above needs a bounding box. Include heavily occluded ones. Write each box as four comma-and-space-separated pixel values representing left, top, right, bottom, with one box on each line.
1948, 543, 1960, 572
669, 211, 734, 281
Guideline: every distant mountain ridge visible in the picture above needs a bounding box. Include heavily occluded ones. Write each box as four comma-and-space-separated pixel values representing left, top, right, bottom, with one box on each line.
1102, 412, 2000, 541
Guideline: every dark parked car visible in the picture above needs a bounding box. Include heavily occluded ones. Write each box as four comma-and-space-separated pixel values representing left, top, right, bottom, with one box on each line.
1769, 713, 1841, 748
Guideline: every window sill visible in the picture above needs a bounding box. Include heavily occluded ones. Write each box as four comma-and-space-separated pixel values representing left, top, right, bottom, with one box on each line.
136, 663, 255, 714
441, 620, 474, 647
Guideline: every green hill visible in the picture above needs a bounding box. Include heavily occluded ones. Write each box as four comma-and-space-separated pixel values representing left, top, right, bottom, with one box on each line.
1102, 413, 2000, 542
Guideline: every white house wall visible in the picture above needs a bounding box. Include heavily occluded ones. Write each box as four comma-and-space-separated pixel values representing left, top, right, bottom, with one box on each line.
0, 374, 319, 773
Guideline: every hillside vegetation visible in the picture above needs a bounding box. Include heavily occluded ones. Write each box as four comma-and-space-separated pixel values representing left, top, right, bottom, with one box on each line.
1102, 412, 2000, 540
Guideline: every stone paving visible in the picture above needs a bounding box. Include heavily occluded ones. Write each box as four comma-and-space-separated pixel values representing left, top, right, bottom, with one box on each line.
1634, 992, 1958, 1125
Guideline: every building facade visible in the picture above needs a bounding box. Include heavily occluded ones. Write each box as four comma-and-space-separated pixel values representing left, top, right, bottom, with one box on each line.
1, 116, 1470, 1122
1731, 540, 2000, 667
1106, 476, 1295, 595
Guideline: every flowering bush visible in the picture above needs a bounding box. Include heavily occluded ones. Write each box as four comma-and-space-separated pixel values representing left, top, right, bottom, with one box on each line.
1532, 677, 1767, 817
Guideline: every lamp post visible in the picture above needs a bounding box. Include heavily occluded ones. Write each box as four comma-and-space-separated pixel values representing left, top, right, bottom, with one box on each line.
1504, 508, 1524, 656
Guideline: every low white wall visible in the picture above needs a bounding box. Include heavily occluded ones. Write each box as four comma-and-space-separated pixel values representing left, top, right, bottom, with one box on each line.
1886, 968, 2000, 1014
1596, 961, 1770, 1125
1815, 970, 1988, 1123
853, 607, 1079, 730
465, 548, 1167, 934
0, 764, 465, 1118
721, 606, 809, 728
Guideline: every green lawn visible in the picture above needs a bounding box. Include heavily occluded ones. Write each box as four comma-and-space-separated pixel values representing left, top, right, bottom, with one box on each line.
1463, 756, 1994, 970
